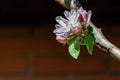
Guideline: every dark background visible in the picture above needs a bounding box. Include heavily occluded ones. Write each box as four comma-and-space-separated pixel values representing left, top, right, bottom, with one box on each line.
0, 0, 119, 25
0, 1, 119, 79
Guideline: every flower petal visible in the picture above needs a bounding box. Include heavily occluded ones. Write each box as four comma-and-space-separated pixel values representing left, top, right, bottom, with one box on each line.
53, 24, 70, 36
56, 16, 68, 27
86, 10, 92, 23
55, 24, 62, 28
77, 7, 84, 13
53, 27, 65, 35
64, 10, 70, 20
70, 9, 77, 21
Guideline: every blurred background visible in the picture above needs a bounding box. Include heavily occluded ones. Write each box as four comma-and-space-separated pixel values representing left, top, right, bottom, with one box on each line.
0, 0, 119, 80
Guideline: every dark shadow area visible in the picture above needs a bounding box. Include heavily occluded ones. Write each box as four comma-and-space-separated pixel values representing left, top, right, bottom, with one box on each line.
0, 0, 119, 26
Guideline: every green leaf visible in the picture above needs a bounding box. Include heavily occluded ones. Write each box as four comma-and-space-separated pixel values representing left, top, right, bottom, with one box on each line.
87, 25, 93, 34
67, 35, 77, 45
86, 25, 95, 40
68, 38, 80, 59
84, 34, 94, 55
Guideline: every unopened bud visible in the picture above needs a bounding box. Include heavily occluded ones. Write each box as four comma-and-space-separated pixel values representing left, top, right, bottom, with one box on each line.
56, 35, 67, 44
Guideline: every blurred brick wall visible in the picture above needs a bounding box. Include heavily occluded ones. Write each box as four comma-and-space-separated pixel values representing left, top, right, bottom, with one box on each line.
0, 24, 119, 80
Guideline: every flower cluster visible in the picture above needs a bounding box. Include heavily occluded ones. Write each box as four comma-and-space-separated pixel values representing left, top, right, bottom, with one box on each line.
53, 7, 92, 44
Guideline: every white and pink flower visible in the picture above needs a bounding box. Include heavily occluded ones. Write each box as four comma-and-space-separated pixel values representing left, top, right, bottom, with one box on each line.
53, 7, 92, 44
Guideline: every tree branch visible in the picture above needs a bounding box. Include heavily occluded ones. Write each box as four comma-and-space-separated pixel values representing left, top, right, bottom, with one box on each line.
54, 0, 120, 60
90, 22, 120, 60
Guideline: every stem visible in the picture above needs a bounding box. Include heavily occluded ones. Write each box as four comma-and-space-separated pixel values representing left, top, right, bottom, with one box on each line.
90, 22, 120, 60
54, 0, 120, 60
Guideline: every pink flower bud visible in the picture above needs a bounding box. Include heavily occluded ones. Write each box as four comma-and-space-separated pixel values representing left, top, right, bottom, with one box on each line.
56, 35, 67, 44
78, 14, 84, 22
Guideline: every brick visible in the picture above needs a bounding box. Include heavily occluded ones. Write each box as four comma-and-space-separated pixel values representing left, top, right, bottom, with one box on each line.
0, 77, 67, 80
74, 76, 120, 80
33, 56, 106, 74
0, 57, 27, 74
110, 58, 120, 72
0, 37, 67, 55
